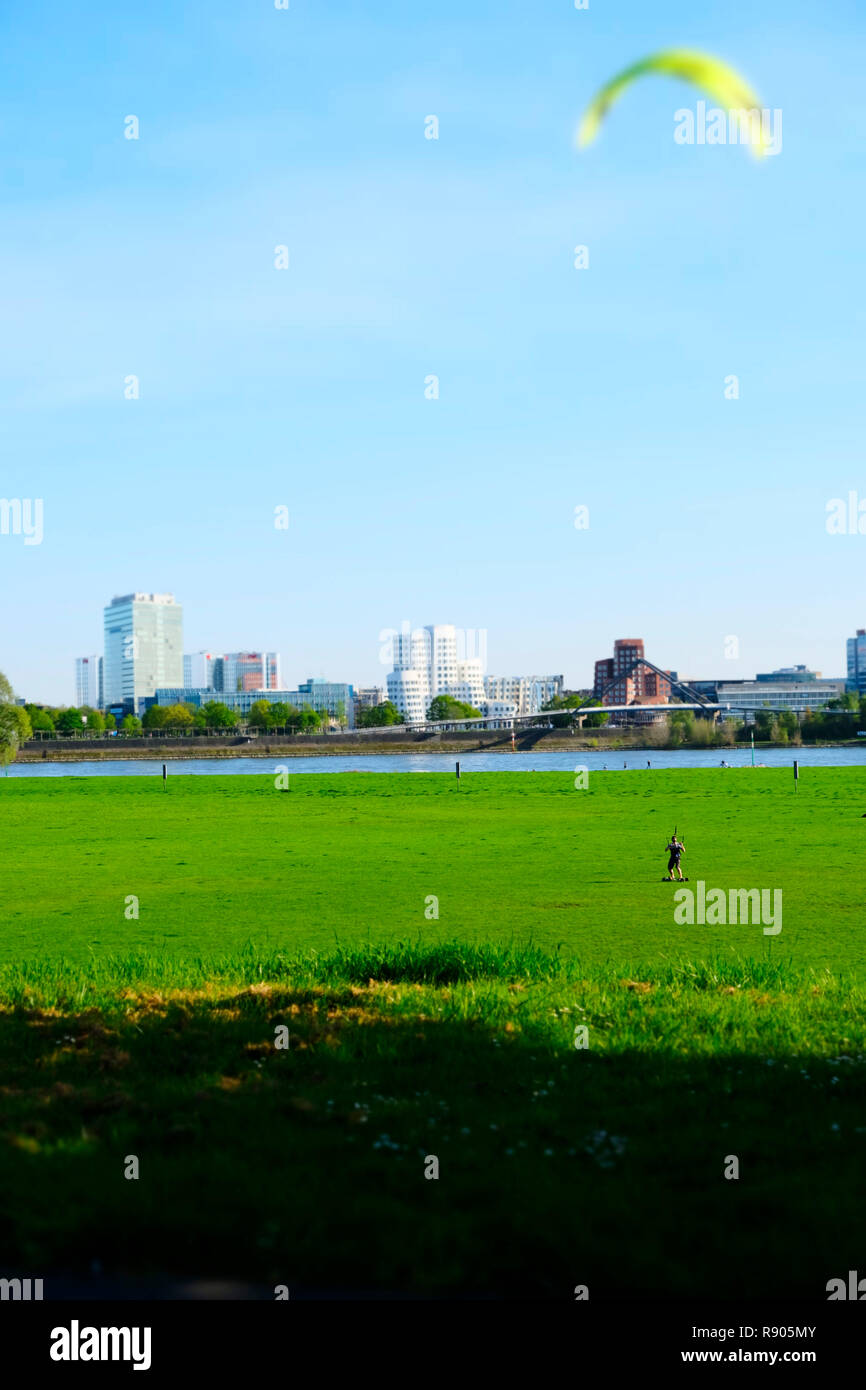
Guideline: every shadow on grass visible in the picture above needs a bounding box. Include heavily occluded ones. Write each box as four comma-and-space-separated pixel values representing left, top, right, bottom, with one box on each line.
0, 946, 864, 1299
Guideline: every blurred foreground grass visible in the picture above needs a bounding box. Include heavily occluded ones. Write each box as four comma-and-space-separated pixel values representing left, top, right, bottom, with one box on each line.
1, 942, 863, 1298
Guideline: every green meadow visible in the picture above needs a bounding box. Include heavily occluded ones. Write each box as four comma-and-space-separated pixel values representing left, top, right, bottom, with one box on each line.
0, 769, 864, 1297
0, 769, 864, 972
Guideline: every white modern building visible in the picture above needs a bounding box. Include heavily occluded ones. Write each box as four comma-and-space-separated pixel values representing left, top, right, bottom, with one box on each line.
847, 629, 866, 696
483, 675, 564, 715
387, 624, 487, 723
103, 593, 183, 710
74, 655, 103, 708
384, 624, 559, 724
717, 678, 846, 721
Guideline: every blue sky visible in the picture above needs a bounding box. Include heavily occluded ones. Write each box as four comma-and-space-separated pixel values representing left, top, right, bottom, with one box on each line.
1, 0, 864, 703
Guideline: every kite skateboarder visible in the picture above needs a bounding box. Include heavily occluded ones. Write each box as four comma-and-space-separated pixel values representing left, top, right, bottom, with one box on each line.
665, 834, 687, 882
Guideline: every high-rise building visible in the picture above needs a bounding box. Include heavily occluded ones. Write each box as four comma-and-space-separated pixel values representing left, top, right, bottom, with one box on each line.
386, 624, 486, 723
103, 593, 183, 711
74, 655, 103, 708
212, 652, 281, 693
847, 629, 866, 695
184, 651, 215, 689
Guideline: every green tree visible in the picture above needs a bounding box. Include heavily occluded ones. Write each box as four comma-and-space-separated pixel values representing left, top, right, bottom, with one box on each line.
718, 718, 738, 747
0, 676, 30, 771
426, 695, 482, 721
778, 708, 799, 741
121, 714, 143, 734
268, 703, 296, 728
689, 717, 715, 747
162, 703, 196, 728
55, 707, 84, 734
200, 701, 240, 730
103, 711, 116, 731
297, 705, 324, 731
79, 706, 105, 733
357, 700, 404, 728
3, 705, 31, 742
248, 700, 273, 729
668, 709, 696, 744
827, 691, 857, 712
543, 693, 585, 712
25, 704, 55, 733
753, 708, 774, 741
142, 705, 169, 730
543, 693, 608, 729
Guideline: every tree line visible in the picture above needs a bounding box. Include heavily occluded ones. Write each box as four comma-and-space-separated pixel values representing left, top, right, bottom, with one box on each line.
0, 682, 353, 745
2, 670, 864, 762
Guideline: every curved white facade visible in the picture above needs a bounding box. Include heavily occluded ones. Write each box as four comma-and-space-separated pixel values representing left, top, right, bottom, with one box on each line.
387, 624, 486, 723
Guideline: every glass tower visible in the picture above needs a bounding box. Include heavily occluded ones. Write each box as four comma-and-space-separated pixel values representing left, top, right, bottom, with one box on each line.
103, 593, 183, 710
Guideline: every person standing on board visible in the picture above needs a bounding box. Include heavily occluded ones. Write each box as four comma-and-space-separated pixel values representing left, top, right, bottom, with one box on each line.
664, 835, 686, 882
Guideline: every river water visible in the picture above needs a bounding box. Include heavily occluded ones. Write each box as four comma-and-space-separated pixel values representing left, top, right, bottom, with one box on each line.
8, 747, 866, 776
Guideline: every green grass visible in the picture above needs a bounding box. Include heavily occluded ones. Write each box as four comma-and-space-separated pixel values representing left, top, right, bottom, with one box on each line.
1, 771, 864, 1296
1, 768, 865, 972
0, 942, 864, 1297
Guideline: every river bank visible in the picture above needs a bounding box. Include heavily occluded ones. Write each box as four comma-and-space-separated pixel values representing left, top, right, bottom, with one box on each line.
15, 730, 865, 762
17, 733, 573, 761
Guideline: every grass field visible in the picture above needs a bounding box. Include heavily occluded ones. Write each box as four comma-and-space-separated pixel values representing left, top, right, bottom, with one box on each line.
1, 768, 865, 971
1, 769, 864, 1297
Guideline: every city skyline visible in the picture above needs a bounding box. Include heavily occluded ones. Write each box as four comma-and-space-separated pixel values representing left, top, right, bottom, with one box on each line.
44, 593, 860, 713
42, 587, 859, 713
42, 621, 853, 709
19, 587, 863, 710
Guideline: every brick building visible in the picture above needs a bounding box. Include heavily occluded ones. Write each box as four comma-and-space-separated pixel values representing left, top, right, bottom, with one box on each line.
593, 638, 673, 708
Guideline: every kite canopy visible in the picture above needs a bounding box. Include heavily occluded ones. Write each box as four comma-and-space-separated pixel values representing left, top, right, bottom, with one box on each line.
578, 48, 769, 157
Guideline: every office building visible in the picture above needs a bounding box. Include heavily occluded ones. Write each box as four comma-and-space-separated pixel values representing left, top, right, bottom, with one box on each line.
846, 630, 866, 696
74, 655, 103, 708
213, 652, 281, 693
756, 665, 821, 683
716, 678, 845, 721
154, 677, 355, 727
103, 593, 183, 711
182, 651, 281, 693
184, 652, 215, 689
